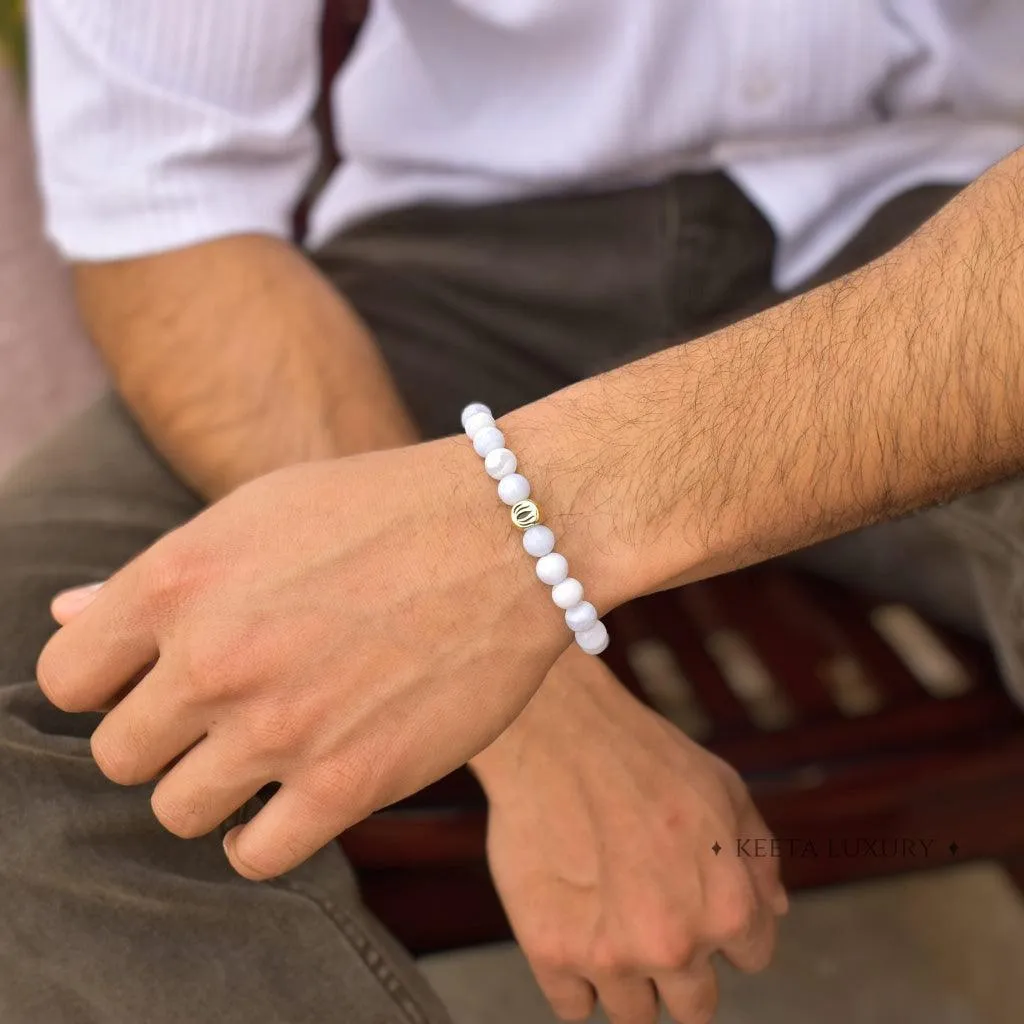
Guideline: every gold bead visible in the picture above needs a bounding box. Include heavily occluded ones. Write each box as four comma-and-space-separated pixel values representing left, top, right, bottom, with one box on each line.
511, 499, 542, 530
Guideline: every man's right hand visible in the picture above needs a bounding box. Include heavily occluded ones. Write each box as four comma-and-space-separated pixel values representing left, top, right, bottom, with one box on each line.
471, 647, 787, 1024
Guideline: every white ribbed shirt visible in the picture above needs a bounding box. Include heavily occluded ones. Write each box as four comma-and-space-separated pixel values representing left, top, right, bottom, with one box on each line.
29, 0, 1024, 288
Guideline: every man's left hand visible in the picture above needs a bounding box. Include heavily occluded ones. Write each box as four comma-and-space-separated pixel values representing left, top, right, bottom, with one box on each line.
471, 647, 786, 1024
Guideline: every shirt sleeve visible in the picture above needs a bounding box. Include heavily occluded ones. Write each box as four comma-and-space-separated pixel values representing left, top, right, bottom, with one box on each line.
28, 0, 323, 260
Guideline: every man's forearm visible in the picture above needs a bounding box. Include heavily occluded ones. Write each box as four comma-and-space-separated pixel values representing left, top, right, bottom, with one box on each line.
75, 234, 417, 499
504, 148, 1024, 609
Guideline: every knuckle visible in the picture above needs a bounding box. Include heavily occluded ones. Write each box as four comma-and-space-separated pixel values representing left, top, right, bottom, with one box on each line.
712, 882, 759, 943
640, 932, 697, 972
139, 539, 212, 621
174, 641, 229, 704
177, 627, 266, 706
229, 841, 281, 882
176, 655, 214, 705
587, 940, 627, 976
90, 726, 142, 785
278, 828, 315, 871
303, 762, 380, 834
36, 645, 77, 711
247, 707, 302, 756
150, 786, 211, 839
139, 546, 190, 612
307, 752, 376, 809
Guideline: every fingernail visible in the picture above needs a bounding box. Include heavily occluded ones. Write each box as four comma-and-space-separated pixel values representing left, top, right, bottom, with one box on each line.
51, 581, 105, 619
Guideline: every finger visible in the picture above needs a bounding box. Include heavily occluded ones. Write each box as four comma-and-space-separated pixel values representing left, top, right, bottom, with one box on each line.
150, 734, 272, 839
747, 844, 789, 919
532, 968, 596, 1022
89, 661, 207, 786
51, 580, 106, 623
655, 956, 718, 1024
740, 803, 790, 917
699, 853, 778, 975
223, 780, 366, 880
593, 975, 659, 1024
717, 882, 778, 974
38, 562, 157, 712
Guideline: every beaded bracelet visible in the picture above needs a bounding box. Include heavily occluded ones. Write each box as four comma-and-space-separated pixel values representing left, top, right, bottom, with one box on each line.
461, 402, 610, 655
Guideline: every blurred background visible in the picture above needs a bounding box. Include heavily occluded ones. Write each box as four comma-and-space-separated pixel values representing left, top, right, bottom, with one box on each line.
1, 8, 105, 474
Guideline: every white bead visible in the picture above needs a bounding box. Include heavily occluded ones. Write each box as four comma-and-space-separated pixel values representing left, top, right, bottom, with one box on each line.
461, 403, 491, 430
497, 473, 530, 505
565, 601, 598, 632
522, 525, 555, 558
472, 426, 505, 457
575, 620, 609, 655
536, 552, 569, 586
552, 578, 584, 610
484, 447, 517, 480
464, 411, 496, 440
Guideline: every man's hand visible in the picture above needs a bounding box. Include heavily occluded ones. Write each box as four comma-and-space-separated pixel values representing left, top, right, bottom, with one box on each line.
38, 441, 582, 881
471, 648, 786, 1024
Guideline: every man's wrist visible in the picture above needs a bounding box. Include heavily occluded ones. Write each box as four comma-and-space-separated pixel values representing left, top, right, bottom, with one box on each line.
496, 385, 701, 613
431, 431, 572, 650
468, 643, 611, 796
